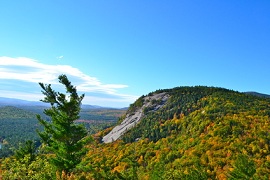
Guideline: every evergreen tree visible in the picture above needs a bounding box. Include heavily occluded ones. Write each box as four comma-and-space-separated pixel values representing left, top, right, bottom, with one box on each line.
37, 74, 91, 174
14, 140, 36, 162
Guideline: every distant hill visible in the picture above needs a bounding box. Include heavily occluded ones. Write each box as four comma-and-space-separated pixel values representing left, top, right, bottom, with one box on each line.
0, 97, 47, 107
0, 97, 121, 109
0, 106, 37, 119
244, 91, 270, 98
82, 104, 104, 109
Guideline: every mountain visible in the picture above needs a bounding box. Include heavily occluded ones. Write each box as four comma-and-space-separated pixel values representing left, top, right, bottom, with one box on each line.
82, 104, 104, 109
0, 97, 47, 107
103, 87, 270, 143
90, 86, 270, 179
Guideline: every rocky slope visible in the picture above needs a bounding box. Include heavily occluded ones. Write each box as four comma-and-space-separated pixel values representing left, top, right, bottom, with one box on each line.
102, 92, 169, 143
102, 87, 270, 144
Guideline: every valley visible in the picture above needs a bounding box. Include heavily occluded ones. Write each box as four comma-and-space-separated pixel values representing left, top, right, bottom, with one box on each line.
0, 102, 125, 158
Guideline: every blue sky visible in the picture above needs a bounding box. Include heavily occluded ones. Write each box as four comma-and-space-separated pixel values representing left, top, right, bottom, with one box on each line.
0, 1, 269, 107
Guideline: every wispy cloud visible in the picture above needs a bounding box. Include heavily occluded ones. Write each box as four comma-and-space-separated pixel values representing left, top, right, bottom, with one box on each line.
57, 55, 64, 59
0, 56, 138, 107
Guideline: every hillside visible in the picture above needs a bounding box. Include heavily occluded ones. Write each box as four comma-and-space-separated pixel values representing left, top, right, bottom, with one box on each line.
103, 87, 270, 143
87, 86, 270, 179
0, 106, 38, 119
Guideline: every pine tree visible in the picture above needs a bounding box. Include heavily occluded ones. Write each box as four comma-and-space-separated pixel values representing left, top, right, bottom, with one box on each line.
37, 74, 91, 174
15, 140, 36, 162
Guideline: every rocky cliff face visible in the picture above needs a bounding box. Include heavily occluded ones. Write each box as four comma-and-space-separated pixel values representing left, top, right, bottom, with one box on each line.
102, 92, 169, 143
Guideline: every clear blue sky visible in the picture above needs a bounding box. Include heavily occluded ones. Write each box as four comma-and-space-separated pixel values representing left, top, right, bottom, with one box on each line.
0, 1, 269, 107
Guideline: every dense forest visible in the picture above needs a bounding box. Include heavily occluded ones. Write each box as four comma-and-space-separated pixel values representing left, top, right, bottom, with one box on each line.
0, 106, 42, 157
1, 85, 270, 179
0, 106, 124, 158
82, 87, 270, 179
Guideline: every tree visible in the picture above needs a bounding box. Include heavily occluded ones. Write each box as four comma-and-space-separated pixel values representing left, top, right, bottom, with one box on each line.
15, 140, 36, 162
37, 74, 91, 175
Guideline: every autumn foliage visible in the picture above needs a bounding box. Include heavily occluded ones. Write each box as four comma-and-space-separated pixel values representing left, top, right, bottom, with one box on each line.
1, 86, 270, 179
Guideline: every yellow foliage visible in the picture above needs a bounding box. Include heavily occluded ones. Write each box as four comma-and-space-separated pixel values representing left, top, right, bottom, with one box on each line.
112, 162, 128, 173
138, 155, 144, 165
217, 173, 227, 180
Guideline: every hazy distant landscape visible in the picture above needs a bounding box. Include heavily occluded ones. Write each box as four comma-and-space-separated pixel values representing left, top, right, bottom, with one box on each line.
0, 98, 125, 157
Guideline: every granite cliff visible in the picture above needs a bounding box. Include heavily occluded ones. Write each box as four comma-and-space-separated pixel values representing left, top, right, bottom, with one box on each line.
102, 92, 169, 143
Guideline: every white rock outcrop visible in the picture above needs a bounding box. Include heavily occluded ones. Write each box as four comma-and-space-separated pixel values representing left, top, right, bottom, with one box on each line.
102, 92, 169, 143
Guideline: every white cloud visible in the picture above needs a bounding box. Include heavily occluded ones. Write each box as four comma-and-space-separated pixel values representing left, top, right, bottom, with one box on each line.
57, 55, 64, 59
0, 90, 44, 101
0, 56, 138, 107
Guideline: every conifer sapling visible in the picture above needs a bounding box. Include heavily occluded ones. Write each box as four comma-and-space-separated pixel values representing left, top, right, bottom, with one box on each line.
37, 74, 91, 174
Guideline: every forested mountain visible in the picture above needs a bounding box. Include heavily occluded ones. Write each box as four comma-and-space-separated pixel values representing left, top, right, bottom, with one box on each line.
1, 86, 270, 179
86, 86, 270, 179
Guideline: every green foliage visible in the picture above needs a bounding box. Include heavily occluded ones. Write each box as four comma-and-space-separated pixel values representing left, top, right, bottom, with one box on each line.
37, 74, 91, 174
0, 106, 37, 119
1, 154, 55, 179
0, 106, 46, 158
15, 140, 37, 162
0, 107, 121, 158
163, 166, 208, 180
228, 154, 257, 180
128, 96, 145, 113
0, 118, 42, 158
